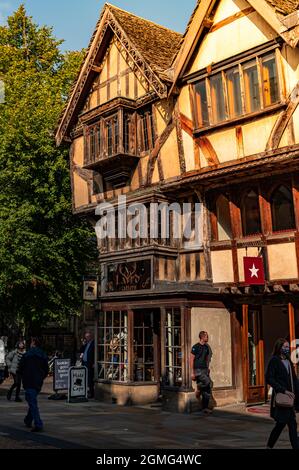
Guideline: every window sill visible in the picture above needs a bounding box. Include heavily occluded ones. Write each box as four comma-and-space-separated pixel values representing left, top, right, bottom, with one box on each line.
193, 102, 286, 136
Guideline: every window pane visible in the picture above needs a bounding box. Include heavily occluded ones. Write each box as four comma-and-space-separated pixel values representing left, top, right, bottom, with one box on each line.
226, 67, 242, 118
164, 308, 182, 387
97, 311, 128, 382
210, 73, 226, 123
262, 54, 279, 106
216, 195, 232, 240
242, 190, 261, 236
194, 81, 209, 128
243, 61, 261, 113
271, 185, 295, 231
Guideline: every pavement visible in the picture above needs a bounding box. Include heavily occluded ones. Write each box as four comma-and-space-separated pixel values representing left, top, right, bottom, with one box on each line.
0, 377, 298, 449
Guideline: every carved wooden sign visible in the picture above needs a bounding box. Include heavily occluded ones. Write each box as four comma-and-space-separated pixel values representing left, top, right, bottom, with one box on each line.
106, 260, 151, 292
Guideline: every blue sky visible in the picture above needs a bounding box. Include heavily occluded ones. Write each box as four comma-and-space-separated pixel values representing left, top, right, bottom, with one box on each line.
0, 0, 197, 51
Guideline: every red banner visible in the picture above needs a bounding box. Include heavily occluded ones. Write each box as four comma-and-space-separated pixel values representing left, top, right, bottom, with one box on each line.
243, 257, 265, 285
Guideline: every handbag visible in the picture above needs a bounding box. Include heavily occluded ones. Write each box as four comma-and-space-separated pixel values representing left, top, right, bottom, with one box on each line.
274, 362, 295, 408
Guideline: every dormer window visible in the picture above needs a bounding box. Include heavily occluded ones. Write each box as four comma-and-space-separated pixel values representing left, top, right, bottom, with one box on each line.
83, 102, 156, 189
192, 50, 281, 130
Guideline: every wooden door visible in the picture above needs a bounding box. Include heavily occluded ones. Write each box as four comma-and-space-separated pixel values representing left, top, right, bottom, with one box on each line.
242, 305, 266, 405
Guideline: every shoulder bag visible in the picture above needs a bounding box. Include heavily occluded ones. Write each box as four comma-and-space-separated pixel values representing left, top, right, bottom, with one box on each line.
275, 362, 295, 408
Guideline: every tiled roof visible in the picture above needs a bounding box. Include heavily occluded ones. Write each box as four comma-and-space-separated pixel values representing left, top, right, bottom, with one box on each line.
267, 0, 299, 15
107, 4, 183, 73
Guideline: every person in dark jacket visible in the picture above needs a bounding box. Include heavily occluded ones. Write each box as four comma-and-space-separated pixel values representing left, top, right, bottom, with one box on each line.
18, 337, 49, 432
80, 331, 95, 398
265, 338, 299, 449
190, 331, 213, 415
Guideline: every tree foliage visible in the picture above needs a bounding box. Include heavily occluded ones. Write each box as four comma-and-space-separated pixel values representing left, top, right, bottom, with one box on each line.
0, 6, 97, 331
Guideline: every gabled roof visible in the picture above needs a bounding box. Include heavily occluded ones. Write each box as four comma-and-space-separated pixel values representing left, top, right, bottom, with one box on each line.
56, 3, 182, 145
108, 5, 183, 74
170, 0, 299, 94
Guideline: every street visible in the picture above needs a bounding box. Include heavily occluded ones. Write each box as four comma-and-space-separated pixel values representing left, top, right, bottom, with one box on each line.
0, 379, 298, 449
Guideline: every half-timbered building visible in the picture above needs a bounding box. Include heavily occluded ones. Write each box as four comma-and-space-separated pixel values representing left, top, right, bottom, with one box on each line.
56, 0, 299, 411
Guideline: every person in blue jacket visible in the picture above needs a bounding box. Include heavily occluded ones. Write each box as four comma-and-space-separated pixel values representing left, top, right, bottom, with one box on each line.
18, 337, 49, 432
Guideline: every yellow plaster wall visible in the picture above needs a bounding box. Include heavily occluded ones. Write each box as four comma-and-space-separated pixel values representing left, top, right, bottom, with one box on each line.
188, 5, 277, 74
152, 161, 160, 183
109, 43, 118, 77
182, 131, 196, 172
242, 114, 278, 156
191, 307, 233, 388
268, 243, 298, 280
154, 100, 173, 134
293, 106, 299, 144
211, 250, 234, 283
208, 128, 238, 163
73, 136, 84, 165
179, 86, 192, 120
130, 165, 140, 191
73, 173, 89, 208
160, 128, 180, 179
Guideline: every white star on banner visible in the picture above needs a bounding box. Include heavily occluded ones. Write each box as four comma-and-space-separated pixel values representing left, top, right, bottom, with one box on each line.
249, 264, 259, 278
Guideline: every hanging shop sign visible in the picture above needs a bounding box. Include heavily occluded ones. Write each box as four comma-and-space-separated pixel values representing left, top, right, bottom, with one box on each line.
243, 256, 265, 285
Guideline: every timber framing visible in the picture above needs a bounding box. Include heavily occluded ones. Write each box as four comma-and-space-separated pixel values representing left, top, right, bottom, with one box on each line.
170, 0, 299, 94
55, 4, 182, 145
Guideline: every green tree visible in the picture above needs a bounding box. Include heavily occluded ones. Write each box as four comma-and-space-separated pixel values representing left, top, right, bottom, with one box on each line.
0, 6, 97, 335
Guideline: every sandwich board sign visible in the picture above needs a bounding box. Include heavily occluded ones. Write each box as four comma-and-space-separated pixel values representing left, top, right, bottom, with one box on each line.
68, 366, 88, 403
54, 358, 71, 392
48, 358, 71, 400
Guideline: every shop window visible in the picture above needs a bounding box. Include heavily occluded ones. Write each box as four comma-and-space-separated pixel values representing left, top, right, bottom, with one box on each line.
216, 194, 232, 240
271, 185, 295, 232
164, 308, 182, 387
98, 311, 128, 382
192, 50, 280, 129
133, 311, 155, 382
241, 189, 261, 236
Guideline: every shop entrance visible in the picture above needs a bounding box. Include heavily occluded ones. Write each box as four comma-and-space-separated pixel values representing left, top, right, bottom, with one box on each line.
133, 309, 161, 384
242, 303, 297, 405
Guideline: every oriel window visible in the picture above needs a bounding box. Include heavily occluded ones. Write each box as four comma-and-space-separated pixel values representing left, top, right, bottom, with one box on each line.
139, 108, 155, 152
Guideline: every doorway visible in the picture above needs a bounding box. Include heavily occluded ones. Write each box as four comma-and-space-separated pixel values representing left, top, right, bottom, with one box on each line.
133, 309, 161, 384
242, 303, 295, 405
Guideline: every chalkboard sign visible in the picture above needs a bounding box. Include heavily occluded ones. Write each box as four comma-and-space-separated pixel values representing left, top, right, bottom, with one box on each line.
54, 358, 71, 392
68, 366, 88, 403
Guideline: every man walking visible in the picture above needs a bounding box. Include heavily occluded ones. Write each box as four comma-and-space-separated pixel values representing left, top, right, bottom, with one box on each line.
19, 337, 48, 432
80, 331, 95, 398
190, 331, 213, 414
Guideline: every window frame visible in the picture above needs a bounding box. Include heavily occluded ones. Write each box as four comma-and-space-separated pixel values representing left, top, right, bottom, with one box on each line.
270, 184, 296, 233
190, 45, 283, 132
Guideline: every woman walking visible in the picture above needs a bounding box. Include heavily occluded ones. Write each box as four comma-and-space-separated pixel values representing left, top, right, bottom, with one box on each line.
6, 341, 26, 402
266, 338, 299, 449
